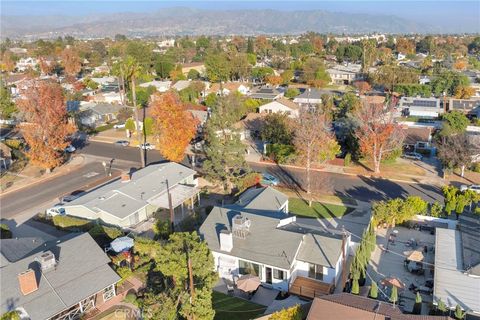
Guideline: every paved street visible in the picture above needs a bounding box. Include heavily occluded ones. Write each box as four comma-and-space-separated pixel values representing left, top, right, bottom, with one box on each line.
1, 140, 444, 220
80, 141, 443, 203
0, 160, 131, 219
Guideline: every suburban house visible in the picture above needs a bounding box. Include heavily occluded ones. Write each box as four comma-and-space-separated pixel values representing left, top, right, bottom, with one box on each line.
78, 102, 125, 127
62, 162, 199, 229
139, 80, 172, 93
181, 62, 206, 76
91, 76, 117, 88
248, 86, 284, 100
0, 142, 12, 171
399, 97, 444, 118
172, 80, 193, 92
293, 88, 325, 106
200, 187, 350, 297
402, 126, 434, 152
307, 293, 452, 320
448, 98, 480, 117
93, 92, 123, 104
208, 82, 250, 96
259, 98, 300, 118
0, 233, 120, 320
326, 64, 362, 85
15, 58, 38, 72
433, 219, 480, 317
230, 113, 264, 140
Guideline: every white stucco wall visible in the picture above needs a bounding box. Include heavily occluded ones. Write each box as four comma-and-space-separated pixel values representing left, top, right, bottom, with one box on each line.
259, 101, 299, 118
213, 251, 291, 291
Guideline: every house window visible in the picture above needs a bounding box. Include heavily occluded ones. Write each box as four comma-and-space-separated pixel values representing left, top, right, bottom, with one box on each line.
273, 269, 286, 280
239, 260, 262, 279
308, 264, 323, 281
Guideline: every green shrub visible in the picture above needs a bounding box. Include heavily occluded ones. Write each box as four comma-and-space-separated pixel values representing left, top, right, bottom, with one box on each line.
0, 223, 12, 239
285, 88, 300, 99
4, 139, 22, 150
430, 202, 444, 217
153, 219, 171, 240
1, 311, 20, 320
381, 148, 402, 164
344, 153, 352, 167
267, 143, 296, 164
52, 215, 93, 231
124, 292, 137, 304
471, 162, 480, 173
88, 224, 123, 241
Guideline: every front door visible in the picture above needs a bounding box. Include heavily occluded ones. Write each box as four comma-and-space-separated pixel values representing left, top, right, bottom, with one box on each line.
265, 267, 272, 284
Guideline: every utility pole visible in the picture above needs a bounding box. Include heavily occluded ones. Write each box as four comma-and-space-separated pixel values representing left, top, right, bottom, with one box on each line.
166, 179, 174, 232
132, 73, 145, 168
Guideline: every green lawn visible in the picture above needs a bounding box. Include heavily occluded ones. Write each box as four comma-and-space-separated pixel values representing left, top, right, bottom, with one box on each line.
212, 291, 266, 320
288, 197, 354, 219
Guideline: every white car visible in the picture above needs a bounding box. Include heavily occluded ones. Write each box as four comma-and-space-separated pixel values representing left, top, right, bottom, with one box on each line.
460, 184, 480, 193
113, 123, 125, 129
139, 143, 155, 150
65, 145, 76, 153
46, 206, 66, 216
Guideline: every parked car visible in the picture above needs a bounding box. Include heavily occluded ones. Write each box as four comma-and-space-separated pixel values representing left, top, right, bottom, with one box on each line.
138, 143, 155, 150
46, 206, 65, 216
113, 123, 125, 129
460, 184, 480, 193
115, 140, 130, 147
65, 145, 76, 153
402, 152, 422, 160
261, 172, 280, 186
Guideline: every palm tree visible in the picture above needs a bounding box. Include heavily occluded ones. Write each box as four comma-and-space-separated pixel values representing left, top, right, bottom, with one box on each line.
119, 56, 145, 168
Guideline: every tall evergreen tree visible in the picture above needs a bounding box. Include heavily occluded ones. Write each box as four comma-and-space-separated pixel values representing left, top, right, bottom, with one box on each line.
390, 286, 398, 304
203, 95, 249, 193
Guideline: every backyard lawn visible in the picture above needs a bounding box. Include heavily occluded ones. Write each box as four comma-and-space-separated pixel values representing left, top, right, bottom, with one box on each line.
212, 291, 266, 320
288, 197, 354, 219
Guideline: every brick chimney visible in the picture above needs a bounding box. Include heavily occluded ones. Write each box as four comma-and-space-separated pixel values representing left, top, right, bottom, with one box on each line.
18, 269, 38, 295
121, 172, 131, 182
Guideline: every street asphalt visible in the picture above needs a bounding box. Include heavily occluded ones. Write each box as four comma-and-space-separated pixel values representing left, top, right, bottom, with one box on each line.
81, 141, 444, 203
0, 140, 444, 220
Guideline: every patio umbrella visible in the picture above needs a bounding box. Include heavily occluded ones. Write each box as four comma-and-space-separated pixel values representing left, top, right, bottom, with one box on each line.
110, 236, 134, 253
406, 250, 424, 262
236, 274, 261, 292
381, 277, 405, 289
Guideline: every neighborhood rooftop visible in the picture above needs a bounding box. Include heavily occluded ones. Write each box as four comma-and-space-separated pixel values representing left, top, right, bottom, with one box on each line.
0, 233, 120, 320
66, 162, 195, 219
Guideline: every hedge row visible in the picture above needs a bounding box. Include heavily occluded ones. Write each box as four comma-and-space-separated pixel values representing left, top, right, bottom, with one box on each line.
51, 215, 123, 242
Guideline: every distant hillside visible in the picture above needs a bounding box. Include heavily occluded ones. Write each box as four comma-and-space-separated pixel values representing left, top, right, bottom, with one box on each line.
2, 7, 440, 39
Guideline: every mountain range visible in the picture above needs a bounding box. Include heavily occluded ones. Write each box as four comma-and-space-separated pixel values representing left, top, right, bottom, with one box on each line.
0, 7, 461, 39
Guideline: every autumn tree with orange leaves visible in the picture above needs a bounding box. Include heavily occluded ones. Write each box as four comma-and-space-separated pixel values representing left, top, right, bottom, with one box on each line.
354, 100, 404, 173
61, 47, 81, 77
294, 109, 340, 206
39, 57, 55, 75
265, 75, 283, 86
151, 91, 198, 162
17, 81, 76, 170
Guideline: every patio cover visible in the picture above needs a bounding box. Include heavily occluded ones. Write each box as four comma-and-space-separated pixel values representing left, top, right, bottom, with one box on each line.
236, 274, 261, 292
406, 250, 424, 262
148, 184, 198, 209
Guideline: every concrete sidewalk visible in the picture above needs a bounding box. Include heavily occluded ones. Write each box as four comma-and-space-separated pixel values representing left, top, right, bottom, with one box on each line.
1, 155, 86, 196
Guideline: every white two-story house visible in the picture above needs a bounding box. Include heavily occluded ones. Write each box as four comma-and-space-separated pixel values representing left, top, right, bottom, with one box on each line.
200, 187, 351, 297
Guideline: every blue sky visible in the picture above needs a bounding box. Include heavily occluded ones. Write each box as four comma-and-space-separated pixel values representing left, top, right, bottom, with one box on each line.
2, 0, 479, 29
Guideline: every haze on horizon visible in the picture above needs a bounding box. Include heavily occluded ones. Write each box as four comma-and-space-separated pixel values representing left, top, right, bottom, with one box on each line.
1, 0, 479, 36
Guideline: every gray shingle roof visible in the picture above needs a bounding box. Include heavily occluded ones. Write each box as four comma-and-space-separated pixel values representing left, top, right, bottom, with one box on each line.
65, 162, 196, 219
234, 186, 288, 212
0, 233, 120, 320
200, 207, 303, 269
200, 188, 345, 270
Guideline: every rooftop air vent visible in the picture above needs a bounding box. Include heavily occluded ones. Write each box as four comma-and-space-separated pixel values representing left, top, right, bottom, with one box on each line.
232, 214, 251, 239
